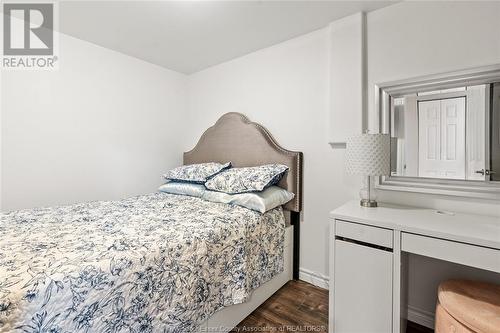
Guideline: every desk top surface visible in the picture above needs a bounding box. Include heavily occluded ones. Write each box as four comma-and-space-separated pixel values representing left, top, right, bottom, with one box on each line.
330, 201, 500, 249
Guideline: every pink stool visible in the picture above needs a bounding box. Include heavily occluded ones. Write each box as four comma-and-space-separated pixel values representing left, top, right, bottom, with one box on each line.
436, 279, 500, 333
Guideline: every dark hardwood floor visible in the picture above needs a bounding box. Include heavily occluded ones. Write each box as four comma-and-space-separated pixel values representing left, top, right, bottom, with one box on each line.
235, 280, 433, 333
235, 280, 328, 332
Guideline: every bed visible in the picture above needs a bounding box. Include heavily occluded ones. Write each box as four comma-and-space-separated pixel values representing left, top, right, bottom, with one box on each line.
0, 113, 303, 333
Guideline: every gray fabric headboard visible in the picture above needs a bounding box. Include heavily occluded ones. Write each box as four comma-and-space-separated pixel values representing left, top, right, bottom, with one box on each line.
183, 112, 303, 212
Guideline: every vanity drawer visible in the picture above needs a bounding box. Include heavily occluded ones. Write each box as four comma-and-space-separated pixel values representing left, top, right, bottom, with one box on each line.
402, 232, 500, 273
335, 220, 393, 249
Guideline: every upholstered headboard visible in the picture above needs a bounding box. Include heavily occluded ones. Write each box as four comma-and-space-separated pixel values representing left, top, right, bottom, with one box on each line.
183, 112, 303, 212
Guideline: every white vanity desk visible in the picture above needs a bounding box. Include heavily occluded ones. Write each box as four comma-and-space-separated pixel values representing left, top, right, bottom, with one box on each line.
329, 200, 500, 333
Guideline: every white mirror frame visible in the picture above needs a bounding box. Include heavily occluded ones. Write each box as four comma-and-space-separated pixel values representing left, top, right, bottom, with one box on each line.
375, 64, 500, 200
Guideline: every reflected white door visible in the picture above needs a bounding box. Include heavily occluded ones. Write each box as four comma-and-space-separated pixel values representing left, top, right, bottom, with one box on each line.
418, 97, 466, 179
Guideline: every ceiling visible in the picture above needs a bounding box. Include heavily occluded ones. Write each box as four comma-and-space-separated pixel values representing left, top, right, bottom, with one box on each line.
58, 1, 397, 74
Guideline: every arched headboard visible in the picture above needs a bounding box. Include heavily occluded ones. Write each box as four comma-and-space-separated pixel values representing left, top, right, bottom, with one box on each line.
183, 112, 303, 212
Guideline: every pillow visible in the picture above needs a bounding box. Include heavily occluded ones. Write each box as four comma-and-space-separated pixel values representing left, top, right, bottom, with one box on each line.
163, 162, 231, 183
158, 182, 206, 197
205, 164, 289, 194
202, 186, 294, 213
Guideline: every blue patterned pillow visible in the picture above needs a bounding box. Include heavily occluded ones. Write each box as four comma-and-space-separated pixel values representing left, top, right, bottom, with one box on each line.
204, 164, 289, 194
163, 162, 231, 183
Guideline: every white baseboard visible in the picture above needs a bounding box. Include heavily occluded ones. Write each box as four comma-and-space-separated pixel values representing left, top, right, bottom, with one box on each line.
407, 305, 435, 329
299, 268, 329, 289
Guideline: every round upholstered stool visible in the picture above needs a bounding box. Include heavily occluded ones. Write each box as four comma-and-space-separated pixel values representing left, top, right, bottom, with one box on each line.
436, 279, 500, 333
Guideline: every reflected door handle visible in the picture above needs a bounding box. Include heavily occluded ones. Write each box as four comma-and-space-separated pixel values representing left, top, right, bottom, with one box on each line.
475, 169, 496, 175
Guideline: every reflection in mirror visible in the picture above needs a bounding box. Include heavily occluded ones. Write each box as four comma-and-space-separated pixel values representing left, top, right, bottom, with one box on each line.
492, 83, 500, 182
390, 83, 500, 181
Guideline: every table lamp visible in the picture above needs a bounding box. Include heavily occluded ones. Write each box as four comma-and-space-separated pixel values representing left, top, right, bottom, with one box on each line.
346, 133, 390, 207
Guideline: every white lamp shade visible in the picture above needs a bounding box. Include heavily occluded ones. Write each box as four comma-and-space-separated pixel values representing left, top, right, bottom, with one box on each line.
346, 134, 390, 176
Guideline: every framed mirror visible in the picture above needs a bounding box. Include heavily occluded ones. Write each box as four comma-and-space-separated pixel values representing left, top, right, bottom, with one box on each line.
376, 64, 500, 199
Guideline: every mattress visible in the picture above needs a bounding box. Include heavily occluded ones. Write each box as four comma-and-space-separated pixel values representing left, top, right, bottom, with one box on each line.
0, 193, 285, 333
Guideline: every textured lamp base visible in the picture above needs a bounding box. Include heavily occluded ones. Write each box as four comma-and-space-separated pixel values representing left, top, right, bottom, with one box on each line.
360, 199, 378, 207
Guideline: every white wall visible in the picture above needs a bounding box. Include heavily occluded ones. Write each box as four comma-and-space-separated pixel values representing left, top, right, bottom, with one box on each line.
367, 1, 500, 325
1, 33, 187, 211
186, 28, 359, 282
368, 0, 500, 215
328, 12, 365, 144
186, 0, 500, 326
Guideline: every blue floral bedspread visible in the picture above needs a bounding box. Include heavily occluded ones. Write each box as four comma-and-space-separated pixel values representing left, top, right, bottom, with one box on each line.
0, 193, 285, 333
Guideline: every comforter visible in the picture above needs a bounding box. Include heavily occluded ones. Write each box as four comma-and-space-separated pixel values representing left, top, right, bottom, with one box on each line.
0, 193, 285, 333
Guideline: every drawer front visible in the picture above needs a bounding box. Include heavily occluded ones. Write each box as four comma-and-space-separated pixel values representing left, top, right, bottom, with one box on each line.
335, 219, 393, 249
402, 233, 500, 273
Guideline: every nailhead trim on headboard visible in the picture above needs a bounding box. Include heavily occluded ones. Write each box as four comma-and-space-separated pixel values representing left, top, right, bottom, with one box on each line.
183, 112, 303, 212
